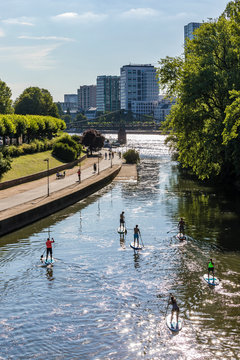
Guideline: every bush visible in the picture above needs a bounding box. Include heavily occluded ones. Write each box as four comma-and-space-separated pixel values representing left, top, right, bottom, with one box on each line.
2, 145, 23, 157
123, 149, 140, 164
0, 152, 11, 178
52, 142, 77, 162
55, 134, 81, 154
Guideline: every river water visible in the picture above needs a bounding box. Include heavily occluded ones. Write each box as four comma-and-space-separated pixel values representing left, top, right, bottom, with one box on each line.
0, 134, 240, 360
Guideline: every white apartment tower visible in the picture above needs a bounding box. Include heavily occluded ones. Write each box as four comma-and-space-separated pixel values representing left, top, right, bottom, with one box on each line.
120, 64, 159, 115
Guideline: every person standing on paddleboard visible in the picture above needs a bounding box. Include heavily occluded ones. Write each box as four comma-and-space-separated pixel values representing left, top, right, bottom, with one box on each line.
134, 225, 140, 248
46, 237, 55, 262
169, 294, 180, 328
120, 211, 125, 229
208, 259, 215, 283
178, 218, 185, 235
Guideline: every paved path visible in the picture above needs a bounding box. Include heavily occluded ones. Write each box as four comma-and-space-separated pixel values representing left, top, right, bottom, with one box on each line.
0, 152, 122, 212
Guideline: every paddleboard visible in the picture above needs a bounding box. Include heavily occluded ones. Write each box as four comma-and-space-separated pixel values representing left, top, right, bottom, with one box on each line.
176, 233, 186, 241
203, 274, 219, 286
118, 226, 126, 234
40, 257, 55, 266
166, 313, 182, 332
130, 242, 143, 250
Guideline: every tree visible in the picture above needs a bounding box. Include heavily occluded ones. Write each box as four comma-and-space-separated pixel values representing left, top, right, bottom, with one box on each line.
56, 102, 64, 117
0, 80, 12, 114
123, 149, 140, 164
157, 4, 240, 181
81, 129, 105, 154
14, 87, 59, 118
76, 113, 87, 122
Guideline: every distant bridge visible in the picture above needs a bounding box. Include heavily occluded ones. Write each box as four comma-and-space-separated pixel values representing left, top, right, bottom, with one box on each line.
66, 109, 161, 133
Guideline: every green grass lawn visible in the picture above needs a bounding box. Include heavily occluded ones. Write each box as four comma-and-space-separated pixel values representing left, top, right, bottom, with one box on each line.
1, 151, 68, 181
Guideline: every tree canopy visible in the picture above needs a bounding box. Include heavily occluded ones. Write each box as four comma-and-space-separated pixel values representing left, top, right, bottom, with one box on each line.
0, 79, 12, 114
14, 87, 59, 118
81, 129, 105, 154
157, 1, 240, 181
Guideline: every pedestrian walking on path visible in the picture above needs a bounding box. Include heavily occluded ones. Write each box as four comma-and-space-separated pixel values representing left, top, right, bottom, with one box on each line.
93, 163, 97, 173
77, 168, 81, 182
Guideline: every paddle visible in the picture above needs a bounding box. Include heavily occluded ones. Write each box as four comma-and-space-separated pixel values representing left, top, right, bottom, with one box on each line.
165, 294, 171, 317
139, 232, 144, 247
167, 228, 176, 234
124, 222, 127, 235
40, 248, 46, 262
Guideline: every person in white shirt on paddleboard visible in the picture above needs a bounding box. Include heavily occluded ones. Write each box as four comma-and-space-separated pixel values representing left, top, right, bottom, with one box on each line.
169, 294, 180, 328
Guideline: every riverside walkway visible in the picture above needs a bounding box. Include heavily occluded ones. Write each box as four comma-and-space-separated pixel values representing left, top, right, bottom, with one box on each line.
0, 152, 122, 214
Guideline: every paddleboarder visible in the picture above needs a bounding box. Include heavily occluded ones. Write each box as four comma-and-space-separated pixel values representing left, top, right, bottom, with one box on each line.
46, 237, 55, 263
208, 258, 215, 283
178, 218, 185, 235
169, 294, 180, 328
120, 211, 125, 229
134, 225, 140, 248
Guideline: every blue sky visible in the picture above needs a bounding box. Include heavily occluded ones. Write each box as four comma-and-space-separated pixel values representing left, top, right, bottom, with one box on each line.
0, 0, 229, 102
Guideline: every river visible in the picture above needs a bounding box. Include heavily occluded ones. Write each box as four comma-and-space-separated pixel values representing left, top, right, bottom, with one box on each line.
0, 134, 239, 360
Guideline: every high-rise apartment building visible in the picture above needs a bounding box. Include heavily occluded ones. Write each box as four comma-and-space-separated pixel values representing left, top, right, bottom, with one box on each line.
96, 76, 120, 112
77, 85, 96, 112
184, 22, 201, 44
120, 64, 159, 115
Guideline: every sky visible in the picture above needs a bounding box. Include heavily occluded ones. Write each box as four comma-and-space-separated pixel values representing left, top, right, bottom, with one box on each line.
0, 0, 229, 102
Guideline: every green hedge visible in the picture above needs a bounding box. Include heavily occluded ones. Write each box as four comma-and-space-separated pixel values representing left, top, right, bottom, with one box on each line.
52, 142, 77, 162
2, 139, 55, 157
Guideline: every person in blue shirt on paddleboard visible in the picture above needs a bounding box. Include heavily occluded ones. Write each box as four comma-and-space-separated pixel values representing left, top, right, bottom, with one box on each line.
208, 259, 215, 283
169, 294, 180, 328
178, 218, 185, 235
120, 211, 125, 229
134, 225, 140, 248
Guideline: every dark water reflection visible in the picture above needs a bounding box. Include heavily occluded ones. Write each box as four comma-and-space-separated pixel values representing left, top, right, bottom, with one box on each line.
0, 134, 239, 359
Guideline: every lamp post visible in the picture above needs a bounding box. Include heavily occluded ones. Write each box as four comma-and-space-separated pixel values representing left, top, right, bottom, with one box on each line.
98, 152, 100, 175
44, 158, 49, 196
79, 162, 81, 183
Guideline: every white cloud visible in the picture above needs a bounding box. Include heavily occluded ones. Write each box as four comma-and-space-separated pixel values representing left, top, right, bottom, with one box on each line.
18, 35, 74, 42
0, 45, 59, 70
52, 11, 107, 23
2, 17, 34, 26
121, 8, 159, 19
0, 28, 5, 37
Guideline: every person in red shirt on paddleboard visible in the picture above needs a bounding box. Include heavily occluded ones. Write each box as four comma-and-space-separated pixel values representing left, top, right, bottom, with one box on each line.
46, 237, 55, 262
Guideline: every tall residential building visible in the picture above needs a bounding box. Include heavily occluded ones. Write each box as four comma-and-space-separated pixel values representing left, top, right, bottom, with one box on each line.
77, 85, 96, 112
184, 22, 201, 44
96, 76, 120, 112
120, 64, 159, 115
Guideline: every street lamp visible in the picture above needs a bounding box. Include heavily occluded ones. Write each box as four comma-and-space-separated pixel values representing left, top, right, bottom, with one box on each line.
44, 158, 49, 196
98, 152, 100, 175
